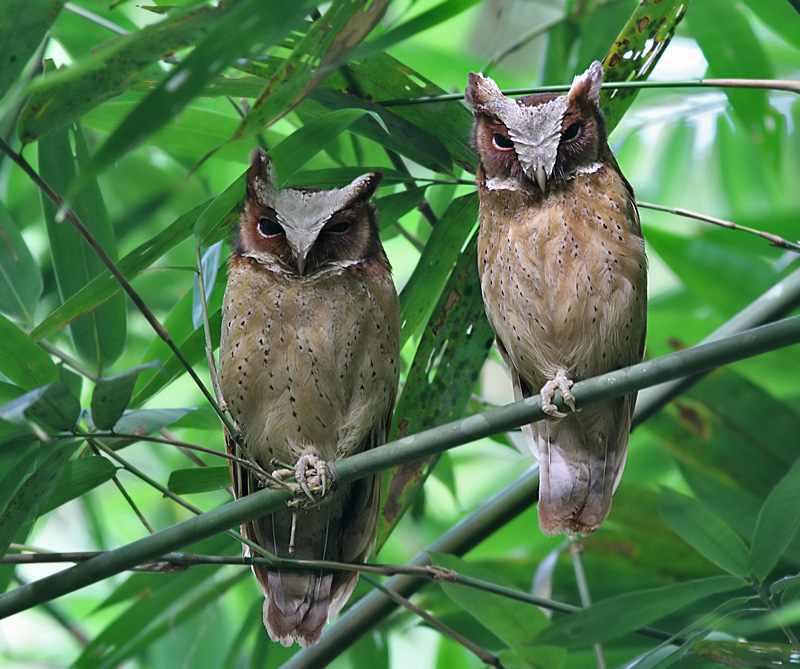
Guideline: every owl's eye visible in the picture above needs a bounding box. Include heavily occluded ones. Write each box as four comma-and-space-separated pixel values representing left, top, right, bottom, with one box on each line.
324, 219, 351, 235
562, 122, 582, 142
492, 133, 514, 151
258, 217, 284, 238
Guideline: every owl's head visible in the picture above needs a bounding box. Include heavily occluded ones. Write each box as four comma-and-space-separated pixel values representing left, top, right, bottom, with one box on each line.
235, 148, 385, 276
465, 61, 608, 193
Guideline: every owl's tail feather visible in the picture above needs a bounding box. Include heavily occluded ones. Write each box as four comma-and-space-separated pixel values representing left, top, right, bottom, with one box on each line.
531, 395, 632, 536
259, 569, 333, 648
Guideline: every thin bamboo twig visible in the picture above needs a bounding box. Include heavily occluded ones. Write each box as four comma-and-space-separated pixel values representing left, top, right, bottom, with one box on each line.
110, 476, 154, 534
38, 340, 99, 382
379, 78, 800, 107
362, 575, 504, 668
159, 427, 207, 468
0, 138, 237, 438
569, 538, 606, 669
1, 315, 797, 621
482, 15, 564, 73
638, 201, 800, 253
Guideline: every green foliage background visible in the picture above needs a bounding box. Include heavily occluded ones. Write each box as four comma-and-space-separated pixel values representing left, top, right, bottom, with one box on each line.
1, 0, 800, 667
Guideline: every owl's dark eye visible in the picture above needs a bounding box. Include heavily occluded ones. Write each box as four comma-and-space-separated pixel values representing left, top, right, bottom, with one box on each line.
492, 133, 514, 151
562, 122, 582, 142
258, 216, 284, 238
324, 219, 351, 235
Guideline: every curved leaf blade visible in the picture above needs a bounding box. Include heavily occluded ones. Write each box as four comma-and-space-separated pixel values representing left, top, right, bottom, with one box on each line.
0, 314, 57, 390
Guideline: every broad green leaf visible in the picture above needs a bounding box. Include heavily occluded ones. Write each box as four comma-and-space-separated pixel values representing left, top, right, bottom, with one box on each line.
193, 174, 245, 247
659, 487, 751, 578
0, 440, 79, 556
304, 88, 456, 175
375, 186, 429, 237
168, 466, 230, 494
751, 458, 800, 581
646, 228, 776, 319
18, 4, 223, 143
600, 0, 690, 132
91, 362, 162, 431
289, 167, 416, 189
270, 109, 387, 187
431, 552, 564, 669
399, 193, 478, 346
98, 408, 196, 449
377, 232, 494, 549
536, 576, 747, 647
86, 0, 313, 180
36, 456, 117, 517
0, 0, 66, 101
192, 241, 222, 329
25, 381, 81, 431
236, 0, 390, 139
322, 52, 475, 171
742, 0, 800, 51
0, 313, 57, 390
31, 200, 206, 342
38, 121, 126, 367
0, 204, 43, 325
693, 640, 800, 669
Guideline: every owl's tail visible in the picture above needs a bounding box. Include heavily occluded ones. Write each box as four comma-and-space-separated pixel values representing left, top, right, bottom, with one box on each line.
244, 473, 380, 647
530, 395, 633, 536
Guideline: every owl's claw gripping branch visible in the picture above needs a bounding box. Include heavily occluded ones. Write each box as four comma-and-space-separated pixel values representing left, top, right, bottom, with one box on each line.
294, 453, 330, 500
540, 369, 577, 418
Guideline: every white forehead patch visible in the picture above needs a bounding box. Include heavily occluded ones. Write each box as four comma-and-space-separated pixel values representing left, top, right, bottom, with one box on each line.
470, 74, 568, 178
250, 174, 371, 256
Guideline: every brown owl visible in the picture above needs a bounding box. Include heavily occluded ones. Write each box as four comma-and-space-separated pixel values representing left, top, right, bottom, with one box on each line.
465, 61, 647, 536
219, 148, 400, 646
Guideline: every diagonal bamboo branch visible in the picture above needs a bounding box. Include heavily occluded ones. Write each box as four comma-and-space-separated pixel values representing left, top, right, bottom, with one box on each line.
0, 315, 798, 620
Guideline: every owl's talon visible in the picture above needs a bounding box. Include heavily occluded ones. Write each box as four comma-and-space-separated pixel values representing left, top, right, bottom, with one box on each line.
540, 370, 576, 418
294, 453, 330, 502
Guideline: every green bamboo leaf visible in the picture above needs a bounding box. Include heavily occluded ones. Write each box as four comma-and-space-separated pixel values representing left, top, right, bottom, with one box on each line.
0, 440, 79, 556
600, 0, 690, 132
288, 167, 415, 189
270, 109, 388, 187
430, 552, 564, 669
36, 456, 117, 517
304, 88, 456, 174
361, 0, 484, 55
0, 0, 66, 101
168, 466, 230, 494
0, 313, 57, 390
375, 186, 429, 235
38, 121, 127, 367
30, 200, 206, 342
659, 487, 751, 578
85, 0, 313, 181
25, 382, 81, 431
536, 576, 747, 647
193, 174, 245, 247
323, 52, 475, 171
192, 241, 222, 329
742, 0, 800, 51
18, 4, 229, 144
399, 193, 478, 346
91, 362, 162, 431
236, 0, 390, 139
377, 232, 494, 549
693, 639, 800, 669
99, 408, 196, 449
0, 203, 43, 325
751, 459, 800, 582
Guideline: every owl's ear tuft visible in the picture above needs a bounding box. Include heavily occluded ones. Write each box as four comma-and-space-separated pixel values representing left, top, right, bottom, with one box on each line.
569, 61, 604, 105
345, 171, 383, 203
246, 147, 278, 198
465, 72, 502, 112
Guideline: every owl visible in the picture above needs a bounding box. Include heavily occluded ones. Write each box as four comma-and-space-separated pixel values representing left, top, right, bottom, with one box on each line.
465, 61, 647, 536
218, 148, 400, 647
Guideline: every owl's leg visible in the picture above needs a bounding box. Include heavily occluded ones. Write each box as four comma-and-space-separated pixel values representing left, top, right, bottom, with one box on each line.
540, 369, 577, 418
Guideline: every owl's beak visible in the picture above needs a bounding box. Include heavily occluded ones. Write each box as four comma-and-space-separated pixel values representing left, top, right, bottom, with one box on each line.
533, 164, 547, 193
295, 254, 308, 276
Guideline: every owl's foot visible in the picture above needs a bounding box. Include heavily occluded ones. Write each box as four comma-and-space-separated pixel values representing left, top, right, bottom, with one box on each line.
540, 370, 577, 418
295, 453, 330, 501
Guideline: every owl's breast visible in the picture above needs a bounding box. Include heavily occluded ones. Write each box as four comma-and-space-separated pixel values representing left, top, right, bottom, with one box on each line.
219, 261, 400, 466
477, 165, 647, 385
